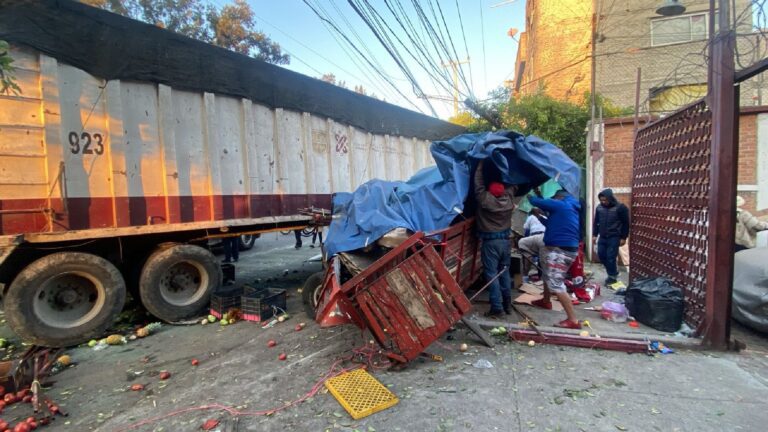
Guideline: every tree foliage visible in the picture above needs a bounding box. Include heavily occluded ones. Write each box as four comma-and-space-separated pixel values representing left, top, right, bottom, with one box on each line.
447, 111, 475, 127
0, 40, 21, 95
320, 73, 347, 89
81, 0, 289, 64
465, 89, 632, 164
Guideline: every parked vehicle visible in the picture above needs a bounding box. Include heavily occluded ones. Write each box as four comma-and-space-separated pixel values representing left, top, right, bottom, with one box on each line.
0, 0, 461, 347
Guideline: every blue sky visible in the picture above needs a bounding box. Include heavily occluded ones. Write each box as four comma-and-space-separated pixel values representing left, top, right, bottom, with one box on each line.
242, 0, 527, 119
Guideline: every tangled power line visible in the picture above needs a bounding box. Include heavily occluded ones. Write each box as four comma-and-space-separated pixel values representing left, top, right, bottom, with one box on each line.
301, 0, 479, 117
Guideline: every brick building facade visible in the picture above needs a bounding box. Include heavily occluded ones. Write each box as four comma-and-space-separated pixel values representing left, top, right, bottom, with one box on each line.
513, 0, 765, 113
513, 0, 593, 103
594, 0, 763, 113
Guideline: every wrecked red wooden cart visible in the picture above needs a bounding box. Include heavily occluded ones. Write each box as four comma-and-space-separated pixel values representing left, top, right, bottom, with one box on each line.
310, 218, 480, 363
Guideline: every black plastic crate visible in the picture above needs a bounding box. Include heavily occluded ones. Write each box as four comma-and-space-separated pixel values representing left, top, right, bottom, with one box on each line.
210, 286, 243, 319
241, 288, 286, 322
243, 283, 264, 297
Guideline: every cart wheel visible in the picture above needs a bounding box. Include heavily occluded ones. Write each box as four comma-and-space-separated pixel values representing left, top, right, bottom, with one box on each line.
302, 272, 325, 320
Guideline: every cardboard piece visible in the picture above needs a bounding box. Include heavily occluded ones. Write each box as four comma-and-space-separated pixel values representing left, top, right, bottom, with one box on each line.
519, 283, 543, 295
514, 293, 564, 312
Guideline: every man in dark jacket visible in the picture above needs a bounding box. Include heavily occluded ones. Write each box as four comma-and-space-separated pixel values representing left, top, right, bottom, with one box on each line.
474, 160, 516, 317
592, 189, 630, 285
529, 189, 582, 329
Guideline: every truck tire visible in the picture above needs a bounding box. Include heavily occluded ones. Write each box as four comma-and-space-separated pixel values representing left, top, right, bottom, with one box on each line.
238, 234, 256, 251
4, 252, 126, 347
139, 244, 221, 321
302, 271, 325, 320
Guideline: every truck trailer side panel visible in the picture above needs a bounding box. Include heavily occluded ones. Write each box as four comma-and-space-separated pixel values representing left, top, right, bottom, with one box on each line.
0, 46, 439, 236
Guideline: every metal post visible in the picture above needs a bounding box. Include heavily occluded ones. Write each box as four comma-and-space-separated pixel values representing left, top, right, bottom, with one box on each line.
633, 68, 641, 136
704, 0, 738, 349
442, 59, 470, 117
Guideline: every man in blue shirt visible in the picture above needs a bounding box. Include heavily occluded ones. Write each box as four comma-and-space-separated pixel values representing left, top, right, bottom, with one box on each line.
528, 188, 582, 329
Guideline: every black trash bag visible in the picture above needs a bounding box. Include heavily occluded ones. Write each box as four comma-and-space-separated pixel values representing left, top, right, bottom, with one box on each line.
625, 277, 684, 332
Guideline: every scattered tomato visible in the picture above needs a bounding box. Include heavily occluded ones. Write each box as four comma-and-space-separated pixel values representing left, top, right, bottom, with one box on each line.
24, 418, 34, 425
130, 384, 145, 391
278, 353, 287, 361
21, 396, 31, 404
191, 359, 199, 366
2, 394, 14, 405
16, 390, 29, 399
48, 405, 60, 415
0, 421, 7, 431
267, 340, 277, 348
159, 371, 171, 380
202, 419, 220, 430
294, 324, 303, 332
13, 422, 30, 432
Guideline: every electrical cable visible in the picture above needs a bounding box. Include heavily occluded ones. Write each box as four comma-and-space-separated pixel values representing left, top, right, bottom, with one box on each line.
479, 0, 488, 89
346, 0, 439, 115
377, 0, 466, 97
302, 0, 428, 113
456, 0, 475, 93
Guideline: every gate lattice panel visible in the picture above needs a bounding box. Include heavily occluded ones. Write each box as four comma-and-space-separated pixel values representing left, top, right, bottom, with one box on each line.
630, 100, 711, 330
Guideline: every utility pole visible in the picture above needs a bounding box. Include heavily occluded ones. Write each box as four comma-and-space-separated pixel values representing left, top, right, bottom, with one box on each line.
442, 58, 470, 117
704, 0, 737, 349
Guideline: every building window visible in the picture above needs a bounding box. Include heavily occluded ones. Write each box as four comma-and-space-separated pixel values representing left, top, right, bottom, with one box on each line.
650, 12, 708, 46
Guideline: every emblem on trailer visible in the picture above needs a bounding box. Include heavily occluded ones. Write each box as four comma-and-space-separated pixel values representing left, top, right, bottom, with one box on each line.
334, 132, 349, 154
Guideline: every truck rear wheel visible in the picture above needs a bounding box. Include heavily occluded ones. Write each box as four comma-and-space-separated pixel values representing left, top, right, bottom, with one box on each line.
4, 252, 126, 347
139, 244, 221, 321
238, 234, 256, 251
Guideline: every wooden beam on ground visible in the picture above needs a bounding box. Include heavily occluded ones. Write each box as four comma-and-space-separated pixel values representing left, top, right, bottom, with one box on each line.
509, 330, 648, 353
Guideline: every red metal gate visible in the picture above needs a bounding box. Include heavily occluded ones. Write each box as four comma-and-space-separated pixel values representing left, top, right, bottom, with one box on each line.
630, 100, 712, 332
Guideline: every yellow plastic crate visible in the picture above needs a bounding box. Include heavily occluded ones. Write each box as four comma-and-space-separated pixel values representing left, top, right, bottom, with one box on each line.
324, 368, 399, 420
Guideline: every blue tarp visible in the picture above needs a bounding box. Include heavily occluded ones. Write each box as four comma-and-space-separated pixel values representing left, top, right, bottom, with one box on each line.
324, 131, 581, 257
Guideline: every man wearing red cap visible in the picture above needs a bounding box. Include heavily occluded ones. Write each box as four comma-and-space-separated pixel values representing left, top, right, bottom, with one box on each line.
474, 160, 517, 317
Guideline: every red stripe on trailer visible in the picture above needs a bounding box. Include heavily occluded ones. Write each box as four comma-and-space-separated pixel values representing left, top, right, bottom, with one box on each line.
0, 198, 51, 233
0, 194, 333, 235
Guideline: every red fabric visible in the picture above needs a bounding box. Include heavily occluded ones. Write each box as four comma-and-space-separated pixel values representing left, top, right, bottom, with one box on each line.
488, 182, 505, 197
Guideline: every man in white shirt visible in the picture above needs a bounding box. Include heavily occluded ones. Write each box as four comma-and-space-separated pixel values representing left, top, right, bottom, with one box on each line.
519, 207, 547, 282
